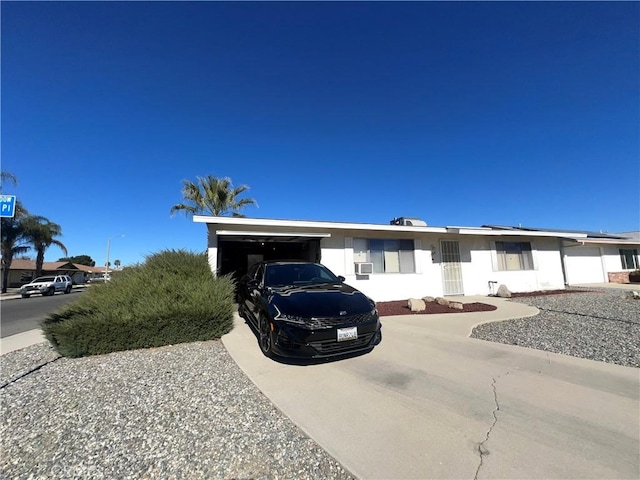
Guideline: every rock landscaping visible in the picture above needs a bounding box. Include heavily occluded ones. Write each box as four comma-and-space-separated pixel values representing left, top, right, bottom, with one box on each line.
0, 341, 354, 479
472, 288, 640, 368
377, 299, 497, 316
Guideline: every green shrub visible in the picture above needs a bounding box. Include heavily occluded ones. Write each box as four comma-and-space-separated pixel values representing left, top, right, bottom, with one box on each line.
42, 249, 236, 357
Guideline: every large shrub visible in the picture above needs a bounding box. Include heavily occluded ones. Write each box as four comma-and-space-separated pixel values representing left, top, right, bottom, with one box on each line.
42, 249, 235, 357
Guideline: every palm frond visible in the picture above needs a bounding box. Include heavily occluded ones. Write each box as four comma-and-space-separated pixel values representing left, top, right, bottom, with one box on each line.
171, 174, 257, 218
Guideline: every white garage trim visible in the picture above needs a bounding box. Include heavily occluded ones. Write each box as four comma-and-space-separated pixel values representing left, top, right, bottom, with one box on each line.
215, 230, 331, 238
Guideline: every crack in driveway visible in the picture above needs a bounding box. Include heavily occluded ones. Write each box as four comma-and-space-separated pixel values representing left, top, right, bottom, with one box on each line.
474, 372, 508, 480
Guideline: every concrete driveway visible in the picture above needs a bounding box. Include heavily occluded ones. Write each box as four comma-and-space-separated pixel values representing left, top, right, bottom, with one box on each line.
222, 298, 639, 479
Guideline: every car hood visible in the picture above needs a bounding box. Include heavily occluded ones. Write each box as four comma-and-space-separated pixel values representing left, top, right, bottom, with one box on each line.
23, 280, 53, 287
269, 283, 374, 318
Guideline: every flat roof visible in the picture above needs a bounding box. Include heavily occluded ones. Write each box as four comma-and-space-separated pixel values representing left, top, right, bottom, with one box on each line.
193, 216, 589, 238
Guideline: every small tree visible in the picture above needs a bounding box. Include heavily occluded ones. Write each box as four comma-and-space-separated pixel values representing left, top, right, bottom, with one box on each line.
169, 175, 257, 218
0, 170, 18, 192
58, 255, 96, 267
114, 259, 121, 269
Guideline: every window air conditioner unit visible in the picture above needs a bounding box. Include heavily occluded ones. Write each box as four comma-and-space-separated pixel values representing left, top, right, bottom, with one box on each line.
355, 262, 374, 275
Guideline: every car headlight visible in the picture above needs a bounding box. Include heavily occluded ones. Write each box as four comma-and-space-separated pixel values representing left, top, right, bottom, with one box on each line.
273, 306, 307, 325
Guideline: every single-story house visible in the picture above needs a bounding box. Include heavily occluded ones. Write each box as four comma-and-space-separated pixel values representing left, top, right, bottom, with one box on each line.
193, 215, 640, 302
5, 260, 107, 287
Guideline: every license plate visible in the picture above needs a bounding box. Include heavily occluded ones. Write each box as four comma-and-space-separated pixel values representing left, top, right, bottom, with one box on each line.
337, 326, 357, 342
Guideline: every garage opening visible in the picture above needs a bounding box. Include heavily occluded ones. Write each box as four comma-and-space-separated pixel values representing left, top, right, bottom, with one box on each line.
217, 234, 326, 280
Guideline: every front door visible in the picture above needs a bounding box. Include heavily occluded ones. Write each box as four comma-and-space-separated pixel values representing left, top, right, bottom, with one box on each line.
441, 240, 464, 295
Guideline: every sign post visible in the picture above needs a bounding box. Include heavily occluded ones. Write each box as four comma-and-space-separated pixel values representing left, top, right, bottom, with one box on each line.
0, 195, 16, 218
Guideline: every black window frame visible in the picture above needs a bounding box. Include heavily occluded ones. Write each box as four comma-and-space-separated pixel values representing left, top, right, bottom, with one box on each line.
619, 248, 639, 270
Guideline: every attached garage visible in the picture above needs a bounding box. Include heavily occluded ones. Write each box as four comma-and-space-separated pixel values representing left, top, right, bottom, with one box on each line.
564, 246, 605, 284
213, 230, 328, 279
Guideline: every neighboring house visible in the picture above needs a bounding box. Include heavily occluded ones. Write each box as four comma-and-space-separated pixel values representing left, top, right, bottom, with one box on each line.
562, 233, 639, 285
483, 226, 640, 285
192, 216, 640, 302
6, 260, 107, 287
69, 263, 109, 284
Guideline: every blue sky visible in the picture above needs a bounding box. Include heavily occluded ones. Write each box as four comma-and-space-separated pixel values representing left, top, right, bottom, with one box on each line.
2, 1, 638, 267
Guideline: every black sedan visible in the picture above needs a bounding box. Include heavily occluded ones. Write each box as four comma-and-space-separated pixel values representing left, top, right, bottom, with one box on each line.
237, 261, 382, 359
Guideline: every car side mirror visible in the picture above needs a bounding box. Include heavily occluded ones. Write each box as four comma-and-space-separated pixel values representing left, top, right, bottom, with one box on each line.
338, 275, 345, 282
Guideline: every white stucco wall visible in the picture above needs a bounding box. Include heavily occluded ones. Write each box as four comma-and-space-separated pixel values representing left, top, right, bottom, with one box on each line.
323, 234, 565, 300
206, 227, 219, 274
204, 222, 569, 301
319, 232, 443, 302
437, 236, 565, 296
317, 234, 348, 276
601, 246, 623, 273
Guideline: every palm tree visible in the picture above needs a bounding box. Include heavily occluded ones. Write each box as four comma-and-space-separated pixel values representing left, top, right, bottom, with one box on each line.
1, 201, 30, 293
114, 259, 121, 269
0, 171, 18, 192
170, 175, 257, 218
22, 217, 68, 278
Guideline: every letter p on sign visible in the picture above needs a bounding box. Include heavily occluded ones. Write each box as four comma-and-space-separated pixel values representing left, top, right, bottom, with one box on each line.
0, 195, 16, 218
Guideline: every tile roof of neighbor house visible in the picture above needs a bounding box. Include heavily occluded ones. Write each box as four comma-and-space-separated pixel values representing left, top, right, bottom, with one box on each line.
71, 264, 106, 273
8, 259, 77, 271
7, 259, 106, 273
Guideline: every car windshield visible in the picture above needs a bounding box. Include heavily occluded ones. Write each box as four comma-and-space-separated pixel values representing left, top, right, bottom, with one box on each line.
264, 263, 339, 287
34, 277, 55, 282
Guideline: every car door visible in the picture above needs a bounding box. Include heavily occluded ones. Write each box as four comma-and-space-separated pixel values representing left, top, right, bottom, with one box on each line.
239, 263, 258, 305
246, 264, 265, 321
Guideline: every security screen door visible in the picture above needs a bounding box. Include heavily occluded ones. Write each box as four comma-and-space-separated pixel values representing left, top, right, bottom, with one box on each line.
441, 240, 464, 295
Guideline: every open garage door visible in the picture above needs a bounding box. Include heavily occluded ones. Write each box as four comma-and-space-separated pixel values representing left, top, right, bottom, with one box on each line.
216, 231, 329, 280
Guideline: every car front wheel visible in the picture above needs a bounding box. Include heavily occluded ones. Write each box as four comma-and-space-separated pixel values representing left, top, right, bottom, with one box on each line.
258, 315, 274, 358
47, 287, 55, 296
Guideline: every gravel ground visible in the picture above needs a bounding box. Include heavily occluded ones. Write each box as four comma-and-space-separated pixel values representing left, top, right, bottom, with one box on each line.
0, 341, 354, 480
3, 288, 637, 478
471, 288, 640, 368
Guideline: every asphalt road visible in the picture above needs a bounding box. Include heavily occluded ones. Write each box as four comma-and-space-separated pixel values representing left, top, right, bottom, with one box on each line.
0, 291, 84, 338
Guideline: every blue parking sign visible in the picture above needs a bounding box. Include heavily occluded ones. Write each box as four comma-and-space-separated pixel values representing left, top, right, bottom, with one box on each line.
0, 195, 16, 218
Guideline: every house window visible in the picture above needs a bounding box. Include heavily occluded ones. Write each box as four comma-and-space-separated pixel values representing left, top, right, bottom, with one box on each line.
496, 242, 534, 271
619, 249, 639, 270
354, 238, 415, 273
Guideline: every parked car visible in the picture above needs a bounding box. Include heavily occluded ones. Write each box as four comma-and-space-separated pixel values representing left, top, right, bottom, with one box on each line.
87, 274, 111, 284
20, 275, 73, 298
237, 261, 382, 358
